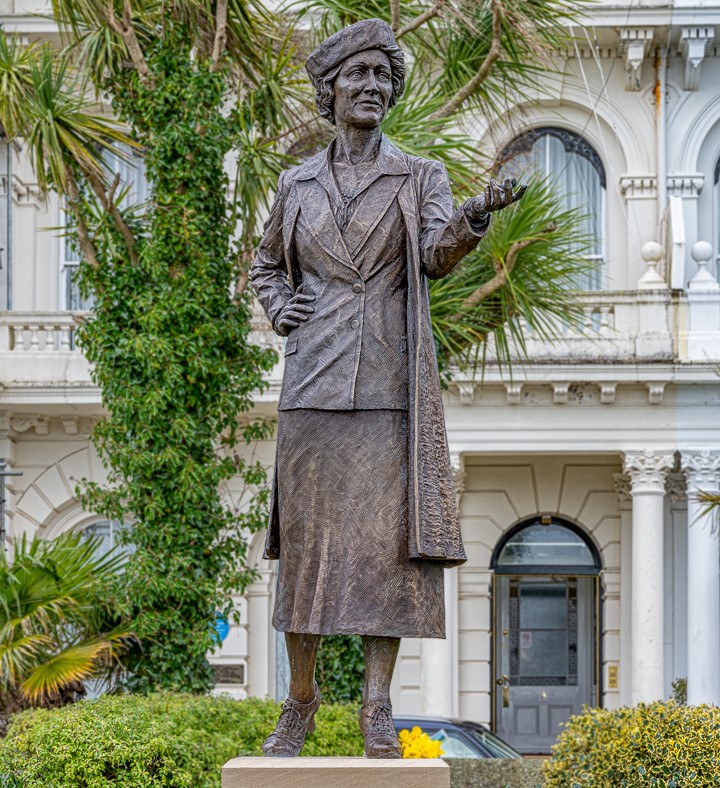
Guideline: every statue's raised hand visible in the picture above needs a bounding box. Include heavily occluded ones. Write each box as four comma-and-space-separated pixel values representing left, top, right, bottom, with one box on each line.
464, 178, 528, 221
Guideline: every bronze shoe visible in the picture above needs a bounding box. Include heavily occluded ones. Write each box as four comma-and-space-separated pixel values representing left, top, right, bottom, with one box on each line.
360, 701, 402, 758
262, 684, 321, 757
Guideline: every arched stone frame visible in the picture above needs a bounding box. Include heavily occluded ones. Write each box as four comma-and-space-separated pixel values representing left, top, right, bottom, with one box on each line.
13, 446, 109, 539
667, 87, 720, 282
478, 92, 644, 290
490, 514, 604, 573
693, 117, 720, 278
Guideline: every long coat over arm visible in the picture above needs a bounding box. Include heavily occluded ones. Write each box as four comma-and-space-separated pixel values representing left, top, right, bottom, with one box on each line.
251, 137, 490, 567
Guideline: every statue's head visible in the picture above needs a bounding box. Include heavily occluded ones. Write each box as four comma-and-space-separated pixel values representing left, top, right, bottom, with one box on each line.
306, 19, 405, 128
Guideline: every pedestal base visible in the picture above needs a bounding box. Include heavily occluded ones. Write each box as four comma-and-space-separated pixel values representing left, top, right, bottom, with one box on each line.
221, 757, 450, 788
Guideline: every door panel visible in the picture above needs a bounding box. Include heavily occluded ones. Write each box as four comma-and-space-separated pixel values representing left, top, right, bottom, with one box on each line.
495, 576, 596, 754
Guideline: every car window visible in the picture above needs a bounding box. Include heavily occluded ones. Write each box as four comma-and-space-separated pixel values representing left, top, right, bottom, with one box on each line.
466, 727, 520, 758
430, 728, 480, 759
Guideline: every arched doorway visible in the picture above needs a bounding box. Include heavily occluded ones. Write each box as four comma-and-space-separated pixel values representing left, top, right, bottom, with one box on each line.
491, 516, 601, 754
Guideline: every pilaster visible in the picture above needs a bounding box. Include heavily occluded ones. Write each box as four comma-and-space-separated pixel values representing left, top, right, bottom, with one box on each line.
613, 473, 632, 706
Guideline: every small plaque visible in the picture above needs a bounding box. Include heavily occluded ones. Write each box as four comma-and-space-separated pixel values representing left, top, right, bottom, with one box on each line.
608, 664, 618, 689
213, 663, 245, 685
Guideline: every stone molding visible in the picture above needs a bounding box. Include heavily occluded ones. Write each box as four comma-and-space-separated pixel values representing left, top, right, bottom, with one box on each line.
623, 450, 674, 494
681, 449, 720, 491
619, 175, 657, 200
667, 173, 705, 198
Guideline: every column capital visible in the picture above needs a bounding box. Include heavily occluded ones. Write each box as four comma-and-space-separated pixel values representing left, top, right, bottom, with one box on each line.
623, 450, 674, 494
449, 451, 466, 496
681, 449, 720, 490
612, 472, 632, 507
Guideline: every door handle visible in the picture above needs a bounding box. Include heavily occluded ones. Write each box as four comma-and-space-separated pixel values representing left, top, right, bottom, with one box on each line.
496, 674, 509, 686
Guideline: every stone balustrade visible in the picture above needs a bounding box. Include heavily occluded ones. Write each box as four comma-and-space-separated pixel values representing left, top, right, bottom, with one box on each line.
0, 312, 88, 353
482, 290, 677, 363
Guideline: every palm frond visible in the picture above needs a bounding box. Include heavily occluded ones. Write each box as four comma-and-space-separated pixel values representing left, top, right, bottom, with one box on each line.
430, 177, 597, 372
0, 532, 129, 698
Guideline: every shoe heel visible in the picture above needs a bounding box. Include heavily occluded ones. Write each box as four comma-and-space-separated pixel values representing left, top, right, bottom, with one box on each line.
308, 718, 316, 734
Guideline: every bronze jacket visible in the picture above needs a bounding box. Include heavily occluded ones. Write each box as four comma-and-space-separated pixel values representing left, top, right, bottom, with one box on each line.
250, 136, 490, 567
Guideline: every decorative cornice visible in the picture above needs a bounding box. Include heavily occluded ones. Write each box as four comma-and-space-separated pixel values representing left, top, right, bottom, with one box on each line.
619, 175, 657, 200
681, 449, 720, 490
456, 381, 476, 406
62, 417, 79, 435
10, 415, 49, 435
646, 382, 666, 405
505, 383, 523, 405
679, 28, 714, 91
623, 450, 674, 494
618, 28, 654, 91
553, 383, 570, 404
599, 383, 617, 404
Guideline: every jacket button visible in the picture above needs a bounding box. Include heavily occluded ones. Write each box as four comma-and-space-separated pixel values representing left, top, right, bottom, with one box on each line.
352, 283, 363, 293
351, 319, 360, 329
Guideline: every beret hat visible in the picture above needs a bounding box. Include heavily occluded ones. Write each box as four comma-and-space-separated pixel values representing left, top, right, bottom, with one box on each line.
306, 18, 400, 84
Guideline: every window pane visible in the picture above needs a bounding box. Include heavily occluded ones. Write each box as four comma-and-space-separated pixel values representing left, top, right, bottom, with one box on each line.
519, 584, 566, 629
519, 630, 568, 677
497, 523, 596, 567
499, 128, 605, 290
430, 730, 479, 759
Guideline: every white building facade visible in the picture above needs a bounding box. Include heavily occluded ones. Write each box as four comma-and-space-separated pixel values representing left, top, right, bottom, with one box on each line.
2, 0, 720, 754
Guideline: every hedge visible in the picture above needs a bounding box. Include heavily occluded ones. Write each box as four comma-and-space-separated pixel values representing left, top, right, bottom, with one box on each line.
543, 701, 720, 787
0, 693, 364, 787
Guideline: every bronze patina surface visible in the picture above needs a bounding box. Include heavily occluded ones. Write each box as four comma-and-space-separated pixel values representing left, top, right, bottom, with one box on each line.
250, 17, 525, 758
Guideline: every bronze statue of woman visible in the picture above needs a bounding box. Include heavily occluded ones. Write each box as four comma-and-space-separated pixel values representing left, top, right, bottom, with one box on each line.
250, 18, 525, 759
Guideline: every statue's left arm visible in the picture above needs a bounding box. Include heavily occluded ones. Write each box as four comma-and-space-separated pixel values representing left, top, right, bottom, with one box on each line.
418, 160, 526, 279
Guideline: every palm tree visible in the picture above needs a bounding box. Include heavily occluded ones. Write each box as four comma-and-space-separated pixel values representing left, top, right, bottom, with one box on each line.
0, 531, 131, 733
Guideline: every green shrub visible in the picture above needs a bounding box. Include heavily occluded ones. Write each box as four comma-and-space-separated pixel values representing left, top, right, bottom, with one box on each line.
315, 636, 365, 703
544, 701, 720, 787
0, 692, 363, 787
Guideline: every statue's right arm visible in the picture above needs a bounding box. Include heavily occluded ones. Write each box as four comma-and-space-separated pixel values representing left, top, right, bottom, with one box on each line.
249, 171, 296, 335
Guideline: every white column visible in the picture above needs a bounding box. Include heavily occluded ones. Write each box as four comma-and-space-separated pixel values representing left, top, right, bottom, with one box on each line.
682, 450, 720, 706
613, 473, 633, 706
420, 453, 464, 717
624, 450, 674, 704
245, 568, 273, 698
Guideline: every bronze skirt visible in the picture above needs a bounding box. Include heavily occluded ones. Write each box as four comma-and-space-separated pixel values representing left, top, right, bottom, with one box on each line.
272, 408, 445, 638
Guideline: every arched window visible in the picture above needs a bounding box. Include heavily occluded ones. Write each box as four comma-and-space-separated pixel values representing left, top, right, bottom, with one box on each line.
498, 127, 606, 291
62, 144, 148, 310
80, 519, 132, 557
491, 516, 601, 574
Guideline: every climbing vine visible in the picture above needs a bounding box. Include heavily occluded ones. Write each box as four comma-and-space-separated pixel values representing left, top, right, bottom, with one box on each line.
75, 25, 276, 691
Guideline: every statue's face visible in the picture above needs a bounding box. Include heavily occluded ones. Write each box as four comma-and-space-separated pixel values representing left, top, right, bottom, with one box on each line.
333, 49, 393, 129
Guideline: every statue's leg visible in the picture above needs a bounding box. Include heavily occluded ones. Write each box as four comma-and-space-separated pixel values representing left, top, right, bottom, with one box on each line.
360, 636, 402, 758
261, 632, 322, 757
286, 631, 321, 702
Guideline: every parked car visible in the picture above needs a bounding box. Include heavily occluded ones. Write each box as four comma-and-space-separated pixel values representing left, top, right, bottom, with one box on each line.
394, 715, 521, 759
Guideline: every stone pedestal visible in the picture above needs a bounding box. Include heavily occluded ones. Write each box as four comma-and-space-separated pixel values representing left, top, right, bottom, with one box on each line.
221, 758, 450, 788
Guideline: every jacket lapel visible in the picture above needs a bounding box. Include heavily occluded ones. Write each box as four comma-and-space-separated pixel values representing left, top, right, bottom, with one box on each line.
345, 175, 407, 259
295, 179, 357, 272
